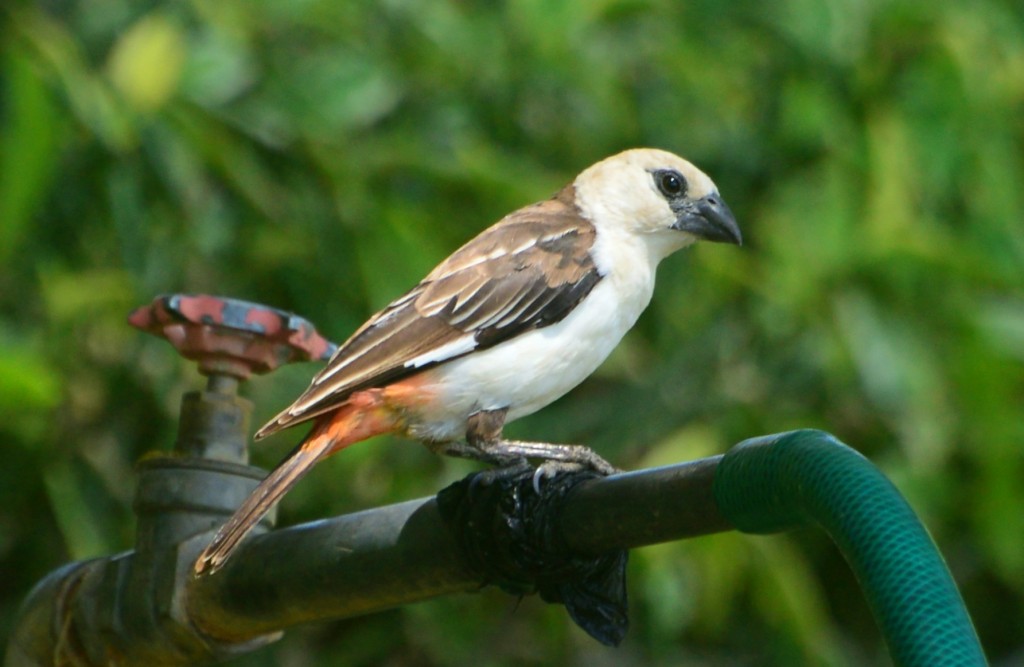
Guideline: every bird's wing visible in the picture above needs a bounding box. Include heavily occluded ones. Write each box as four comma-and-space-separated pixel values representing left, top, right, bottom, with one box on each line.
255, 184, 602, 439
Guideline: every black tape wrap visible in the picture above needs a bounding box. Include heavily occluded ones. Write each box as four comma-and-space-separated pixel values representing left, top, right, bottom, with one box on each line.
436, 468, 629, 647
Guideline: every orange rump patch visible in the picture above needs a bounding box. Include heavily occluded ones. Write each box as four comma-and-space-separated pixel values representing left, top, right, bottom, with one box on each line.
317, 376, 438, 454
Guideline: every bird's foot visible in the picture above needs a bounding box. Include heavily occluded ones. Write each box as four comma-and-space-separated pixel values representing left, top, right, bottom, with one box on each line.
487, 439, 619, 476
441, 410, 618, 491
480, 440, 619, 493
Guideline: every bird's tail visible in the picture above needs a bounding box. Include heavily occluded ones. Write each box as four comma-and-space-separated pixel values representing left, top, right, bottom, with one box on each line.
193, 427, 334, 576
193, 389, 401, 576
193, 397, 392, 576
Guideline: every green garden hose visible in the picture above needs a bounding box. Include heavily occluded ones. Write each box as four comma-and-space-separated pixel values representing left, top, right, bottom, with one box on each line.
713, 429, 985, 666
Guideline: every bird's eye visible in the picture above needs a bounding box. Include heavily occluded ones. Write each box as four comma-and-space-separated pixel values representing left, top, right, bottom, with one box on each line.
655, 170, 687, 198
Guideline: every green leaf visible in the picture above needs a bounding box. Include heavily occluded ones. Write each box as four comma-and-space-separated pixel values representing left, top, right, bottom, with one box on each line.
0, 46, 61, 264
106, 13, 186, 113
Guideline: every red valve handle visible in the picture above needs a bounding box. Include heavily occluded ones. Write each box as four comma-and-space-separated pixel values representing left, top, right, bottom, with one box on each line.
128, 294, 337, 380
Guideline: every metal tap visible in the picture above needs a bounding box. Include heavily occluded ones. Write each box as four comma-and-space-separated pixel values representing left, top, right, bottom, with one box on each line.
6, 294, 335, 666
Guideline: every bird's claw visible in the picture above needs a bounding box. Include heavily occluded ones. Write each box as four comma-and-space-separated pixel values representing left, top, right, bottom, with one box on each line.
468, 457, 531, 497
531, 458, 619, 494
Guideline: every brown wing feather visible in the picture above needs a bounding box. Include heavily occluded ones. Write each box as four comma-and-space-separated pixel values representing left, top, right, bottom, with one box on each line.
254, 184, 601, 440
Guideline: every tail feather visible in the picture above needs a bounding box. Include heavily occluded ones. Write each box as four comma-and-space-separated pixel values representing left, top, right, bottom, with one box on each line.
193, 429, 335, 576
194, 389, 399, 576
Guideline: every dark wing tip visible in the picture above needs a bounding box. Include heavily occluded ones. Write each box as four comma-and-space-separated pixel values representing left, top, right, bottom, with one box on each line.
252, 419, 281, 441
193, 549, 223, 576
194, 529, 238, 576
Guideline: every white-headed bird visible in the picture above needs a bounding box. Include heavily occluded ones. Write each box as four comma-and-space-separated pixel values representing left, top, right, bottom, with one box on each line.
194, 148, 741, 575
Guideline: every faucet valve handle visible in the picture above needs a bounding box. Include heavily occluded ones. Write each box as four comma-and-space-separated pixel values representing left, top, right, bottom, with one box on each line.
128, 294, 337, 381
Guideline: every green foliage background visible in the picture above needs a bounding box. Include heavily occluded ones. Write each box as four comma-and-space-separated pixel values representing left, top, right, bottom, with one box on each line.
2, 0, 1023, 664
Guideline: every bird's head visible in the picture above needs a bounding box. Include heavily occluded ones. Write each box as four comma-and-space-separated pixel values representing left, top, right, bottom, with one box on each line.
573, 148, 742, 261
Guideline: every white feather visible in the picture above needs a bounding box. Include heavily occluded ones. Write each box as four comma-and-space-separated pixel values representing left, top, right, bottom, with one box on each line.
403, 335, 478, 369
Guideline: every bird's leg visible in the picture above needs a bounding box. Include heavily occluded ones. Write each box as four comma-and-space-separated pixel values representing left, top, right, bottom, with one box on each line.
464, 407, 522, 465
426, 408, 527, 485
429, 408, 513, 464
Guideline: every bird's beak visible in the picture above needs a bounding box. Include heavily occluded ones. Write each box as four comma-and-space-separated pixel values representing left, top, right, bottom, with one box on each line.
673, 194, 742, 245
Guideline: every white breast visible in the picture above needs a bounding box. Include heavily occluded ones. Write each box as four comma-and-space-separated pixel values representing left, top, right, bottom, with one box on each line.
407, 229, 659, 442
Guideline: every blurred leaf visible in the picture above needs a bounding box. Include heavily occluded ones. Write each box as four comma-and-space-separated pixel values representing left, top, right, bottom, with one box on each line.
834, 291, 953, 469
864, 108, 918, 252
0, 46, 61, 264
0, 336, 61, 443
39, 267, 135, 324
15, 9, 136, 150
974, 296, 1024, 361
42, 460, 118, 560
181, 23, 257, 107
106, 13, 186, 113
748, 538, 847, 665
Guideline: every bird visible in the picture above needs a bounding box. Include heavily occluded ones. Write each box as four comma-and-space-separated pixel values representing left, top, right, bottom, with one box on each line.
193, 148, 741, 575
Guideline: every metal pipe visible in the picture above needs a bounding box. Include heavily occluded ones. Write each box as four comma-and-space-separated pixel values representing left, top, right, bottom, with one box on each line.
186, 456, 733, 643
558, 455, 729, 553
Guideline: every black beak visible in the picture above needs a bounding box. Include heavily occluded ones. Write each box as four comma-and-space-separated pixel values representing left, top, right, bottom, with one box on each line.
672, 194, 742, 245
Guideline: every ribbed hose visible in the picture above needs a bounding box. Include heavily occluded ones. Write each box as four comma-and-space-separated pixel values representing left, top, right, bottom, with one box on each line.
713, 430, 986, 667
